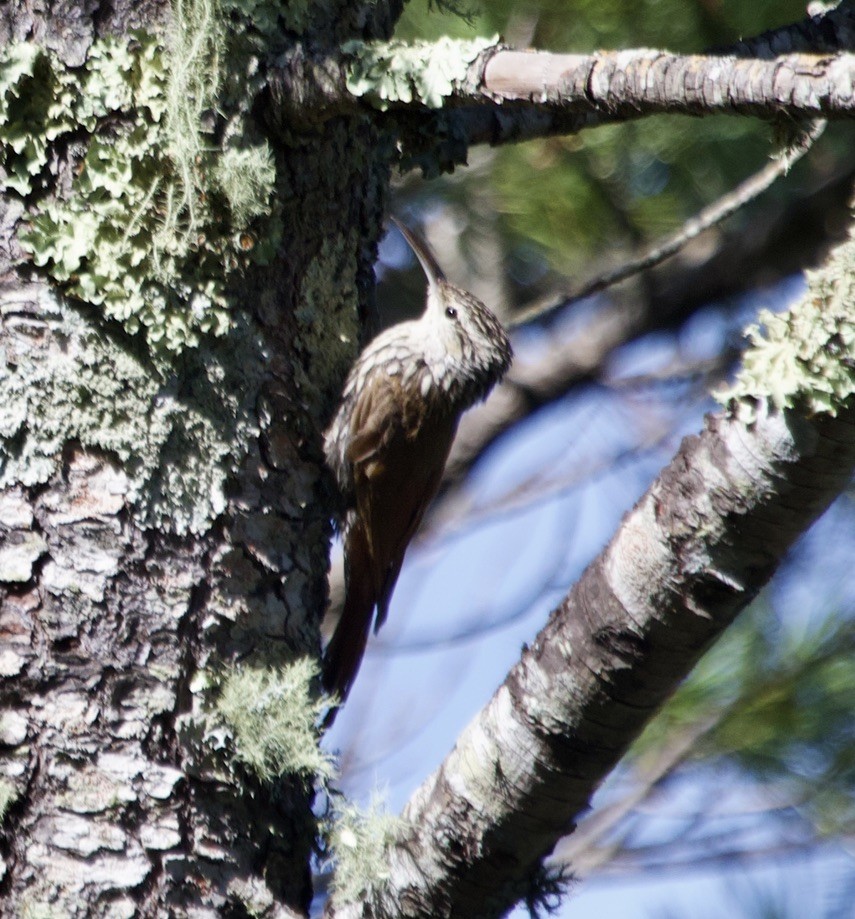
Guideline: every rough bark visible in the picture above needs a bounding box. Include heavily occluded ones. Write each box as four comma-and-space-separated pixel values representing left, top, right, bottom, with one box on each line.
3, 1, 854, 917
0, 1, 390, 917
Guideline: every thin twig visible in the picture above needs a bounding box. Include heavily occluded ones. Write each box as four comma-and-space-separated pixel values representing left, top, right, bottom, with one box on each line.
510, 120, 827, 329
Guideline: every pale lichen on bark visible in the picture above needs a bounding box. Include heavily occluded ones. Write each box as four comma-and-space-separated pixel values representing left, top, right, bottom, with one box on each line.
0, 365, 200, 914
342, 36, 498, 110
718, 229, 855, 417
0, 283, 263, 534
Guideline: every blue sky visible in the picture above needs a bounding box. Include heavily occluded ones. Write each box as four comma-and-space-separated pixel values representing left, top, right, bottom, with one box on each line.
321, 240, 855, 917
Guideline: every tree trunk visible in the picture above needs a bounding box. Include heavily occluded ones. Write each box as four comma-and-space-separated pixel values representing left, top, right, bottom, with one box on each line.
0, 2, 388, 915
3, 1, 854, 916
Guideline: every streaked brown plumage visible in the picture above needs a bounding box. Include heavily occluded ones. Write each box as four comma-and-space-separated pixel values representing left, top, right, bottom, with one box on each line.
322, 219, 512, 717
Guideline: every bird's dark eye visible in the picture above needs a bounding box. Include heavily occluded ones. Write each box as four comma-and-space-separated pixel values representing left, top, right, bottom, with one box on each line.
445, 306, 457, 319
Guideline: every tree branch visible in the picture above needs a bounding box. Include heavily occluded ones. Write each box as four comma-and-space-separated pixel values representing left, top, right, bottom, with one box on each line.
440, 164, 854, 489
343, 405, 855, 918
448, 3, 855, 148
475, 48, 855, 122
509, 120, 826, 329
271, 4, 855, 145
325, 226, 855, 916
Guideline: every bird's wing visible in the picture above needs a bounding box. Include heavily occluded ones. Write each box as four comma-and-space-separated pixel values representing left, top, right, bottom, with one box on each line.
323, 373, 456, 704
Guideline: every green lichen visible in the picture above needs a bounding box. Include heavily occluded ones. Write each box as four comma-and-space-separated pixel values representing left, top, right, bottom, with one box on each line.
215, 658, 334, 783
0, 293, 262, 533
328, 794, 409, 908
717, 233, 855, 418
0, 43, 77, 196
343, 36, 498, 110
1, 2, 281, 354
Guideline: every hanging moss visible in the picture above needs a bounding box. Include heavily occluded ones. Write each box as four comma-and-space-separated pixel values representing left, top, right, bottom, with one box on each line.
327, 794, 410, 909
215, 658, 334, 783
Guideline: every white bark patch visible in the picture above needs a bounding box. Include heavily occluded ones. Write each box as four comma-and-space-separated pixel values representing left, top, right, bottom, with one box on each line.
35, 692, 90, 733
605, 495, 672, 621
0, 489, 33, 528
80, 854, 151, 887
0, 531, 47, 582
58, 763, 136, 814
39, 507, 125, 601
518, 645, 576, 728
46, 813, 128, 855
142, 764, 184, 800
441, 686, 523, 823
0, 712, 28, 746
40, 450, 129, 524
97, 751, 144, 782
140, 819, 182, 850
0, 649, 24, 676
104, 898, 137, 919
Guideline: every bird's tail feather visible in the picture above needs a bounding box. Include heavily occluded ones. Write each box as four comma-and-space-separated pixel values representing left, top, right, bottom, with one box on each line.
322, 521, 375, 724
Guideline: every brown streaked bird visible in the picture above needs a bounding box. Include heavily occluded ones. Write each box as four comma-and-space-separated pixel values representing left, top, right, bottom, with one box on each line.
322, 218, 512, 717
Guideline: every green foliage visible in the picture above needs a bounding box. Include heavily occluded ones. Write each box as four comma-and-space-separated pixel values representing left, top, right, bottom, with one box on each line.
328, 794, 410, 908
343, 36, 497, 110
718, 233, 855, 417
215, 658, 334, 783
492, 113, 773, 280
2, 3, 281, 354
634, 598, 855, 837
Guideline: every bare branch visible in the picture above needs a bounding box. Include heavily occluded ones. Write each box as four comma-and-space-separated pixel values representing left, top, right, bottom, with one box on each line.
448, 3, 855, 145
271, 5, 855, 144
475, 49, 854, 122
325, 215, 855, 916
509, 120, 826, 329
441, 164, 854, 488
334, 399, 855, 919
